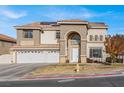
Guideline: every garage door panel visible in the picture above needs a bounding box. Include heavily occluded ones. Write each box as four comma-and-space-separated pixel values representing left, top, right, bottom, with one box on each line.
17, 50, 59, 63
17, 52, 44, 63
45, 52, 59, 63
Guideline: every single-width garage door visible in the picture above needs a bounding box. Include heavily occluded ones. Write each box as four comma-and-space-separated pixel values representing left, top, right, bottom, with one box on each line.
17, 50, 59, 63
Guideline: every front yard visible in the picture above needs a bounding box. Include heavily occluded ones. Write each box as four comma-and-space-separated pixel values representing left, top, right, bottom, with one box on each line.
31, 63, 124, 76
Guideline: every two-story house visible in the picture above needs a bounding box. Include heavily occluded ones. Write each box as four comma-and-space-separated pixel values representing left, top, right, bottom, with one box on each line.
11, 19, 108, 63
0, 34, 16, 55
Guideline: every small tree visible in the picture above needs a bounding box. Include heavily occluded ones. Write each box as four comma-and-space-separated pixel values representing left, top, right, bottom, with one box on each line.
104, 34, 124, 64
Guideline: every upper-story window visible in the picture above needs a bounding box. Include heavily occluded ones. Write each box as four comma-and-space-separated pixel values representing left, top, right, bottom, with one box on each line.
100, 35, 103, 41
89, 35, 104, 41
24, 30, 33, 38
56, 31, 60, 39
95, 35, 98, 41
89, 35, 93, 41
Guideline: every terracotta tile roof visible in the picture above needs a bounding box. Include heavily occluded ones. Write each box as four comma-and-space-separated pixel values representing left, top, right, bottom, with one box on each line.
23, 22, 41, 26
14, 19, 108, 29
19, 22, 57, 27
58, 19, 88, 22
0, 34, 16, 43
20, 20, 87, 27
88, 22, 108, 28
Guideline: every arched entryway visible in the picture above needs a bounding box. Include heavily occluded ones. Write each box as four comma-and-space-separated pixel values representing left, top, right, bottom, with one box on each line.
67, 32, 81, 63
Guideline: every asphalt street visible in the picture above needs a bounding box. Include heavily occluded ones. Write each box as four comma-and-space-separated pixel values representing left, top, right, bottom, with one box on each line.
0, 63, 49, 81
0, 76, 124, 87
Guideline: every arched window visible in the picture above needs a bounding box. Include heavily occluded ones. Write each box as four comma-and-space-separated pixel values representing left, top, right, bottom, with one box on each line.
71, 34, 80, 45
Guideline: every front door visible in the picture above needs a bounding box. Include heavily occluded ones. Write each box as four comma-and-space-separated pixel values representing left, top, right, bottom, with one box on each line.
71, 48, 79, 63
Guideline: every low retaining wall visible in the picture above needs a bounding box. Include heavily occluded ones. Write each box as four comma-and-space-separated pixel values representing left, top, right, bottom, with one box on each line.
0, 54, 12, 64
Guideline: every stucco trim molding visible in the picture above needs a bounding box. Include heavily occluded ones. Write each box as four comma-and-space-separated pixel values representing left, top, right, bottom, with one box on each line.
14, 26, 42, 30
81, 39, 87, 42
87, 41, 104, 43
80, 55, 87, 57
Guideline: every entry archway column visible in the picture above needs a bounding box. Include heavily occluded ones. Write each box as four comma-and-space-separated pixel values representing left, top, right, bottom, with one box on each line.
80, 39, 87, 63
59, 39, 67, 63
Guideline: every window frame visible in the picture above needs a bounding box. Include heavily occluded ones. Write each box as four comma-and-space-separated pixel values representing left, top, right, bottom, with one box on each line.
89, 47, 102, 58
95, 35, 98, 41
56, 31, 60, 39
23, 30, 33, 38
89, 35, 93, 41
100, 35, 103, 41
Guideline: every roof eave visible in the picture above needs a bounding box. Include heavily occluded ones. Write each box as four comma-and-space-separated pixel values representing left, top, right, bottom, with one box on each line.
14, 26, 42, 30
89, 27, 108, 29
57, 22, 88, 25
0, 39, 16, 43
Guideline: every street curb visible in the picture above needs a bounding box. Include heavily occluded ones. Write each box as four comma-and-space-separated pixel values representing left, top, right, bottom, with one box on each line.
21, 71, 123, 81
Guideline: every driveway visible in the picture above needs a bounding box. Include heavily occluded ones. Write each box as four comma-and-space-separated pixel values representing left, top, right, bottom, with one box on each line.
0, 63, 49, 81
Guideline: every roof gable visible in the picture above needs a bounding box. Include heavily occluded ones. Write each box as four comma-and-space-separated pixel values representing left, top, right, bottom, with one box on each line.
0, 34, 16, 43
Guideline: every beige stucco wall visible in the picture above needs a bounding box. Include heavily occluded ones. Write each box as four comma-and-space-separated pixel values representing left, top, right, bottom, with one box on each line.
60, 25, 87, 40
87, 29, 107, 42
17, 29, 40, 46
59, 25, 87, 63
20, 41, 34, 46
16, 30, 23, 45
87, 28, 107, 61
40, 31, 58, 44
33, 30, 40, 45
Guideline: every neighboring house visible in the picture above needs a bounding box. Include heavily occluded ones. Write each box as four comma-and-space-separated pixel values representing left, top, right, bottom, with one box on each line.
0, 34, 16, 55
11, 19, 108, 63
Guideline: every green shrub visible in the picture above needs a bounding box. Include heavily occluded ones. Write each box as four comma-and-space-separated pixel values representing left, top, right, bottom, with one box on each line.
106, 57, 123, 63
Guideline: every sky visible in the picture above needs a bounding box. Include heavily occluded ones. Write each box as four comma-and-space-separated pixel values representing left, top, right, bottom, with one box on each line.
0, 5, 124, 38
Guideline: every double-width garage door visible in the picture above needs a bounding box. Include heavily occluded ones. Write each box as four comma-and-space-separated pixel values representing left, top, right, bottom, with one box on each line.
17, 50, 59, 63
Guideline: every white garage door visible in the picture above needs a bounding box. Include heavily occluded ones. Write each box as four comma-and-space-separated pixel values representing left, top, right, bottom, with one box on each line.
17, 50, 59, 63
